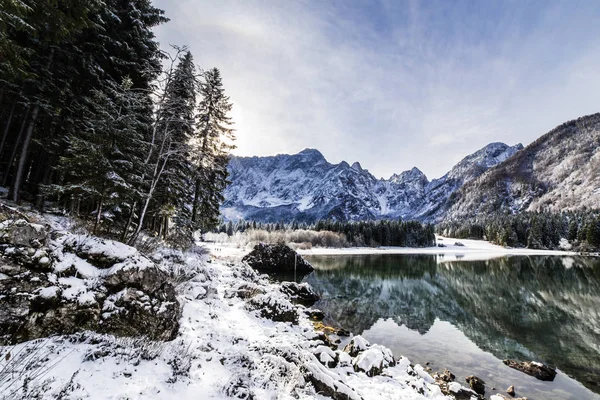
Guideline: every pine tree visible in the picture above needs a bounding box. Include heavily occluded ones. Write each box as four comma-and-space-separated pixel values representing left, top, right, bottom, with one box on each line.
192, 68, 235, 232
152, 51, 199, 243
51, 78, 150, 233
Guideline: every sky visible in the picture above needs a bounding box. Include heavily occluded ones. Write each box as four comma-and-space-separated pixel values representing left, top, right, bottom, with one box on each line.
153, 0, 600, 180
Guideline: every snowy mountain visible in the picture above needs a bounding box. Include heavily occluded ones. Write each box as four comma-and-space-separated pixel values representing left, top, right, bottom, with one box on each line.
222, 143, 523, 223
445, 113, 600, 220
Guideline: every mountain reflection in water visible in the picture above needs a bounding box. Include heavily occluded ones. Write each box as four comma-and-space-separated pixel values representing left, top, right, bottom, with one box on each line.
305, 254, 600, 399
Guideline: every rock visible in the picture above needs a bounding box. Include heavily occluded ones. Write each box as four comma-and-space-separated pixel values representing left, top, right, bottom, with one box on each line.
313, 345, 337, 368
490, 395, 528, 400
104, 263, 173, 295
302, 361, 363, 400
305, 308, 325, 321
0, 228, 180, 344
0, 220, 48, 248
234, 283, 265, 299
434, 370, 479, 400
503, 359, 557, 381
438, 368, 455, 382
465, 375, 486, 395
280, 281, 319, 306
100, 287, 180, 341
507, 385, 515, 396
343, 335, 370, 357
445, 382, 480, 400
336, 328, 350, 337
246, 293, 299, 324
242, 243, 313, 274
352, 345, 395, 377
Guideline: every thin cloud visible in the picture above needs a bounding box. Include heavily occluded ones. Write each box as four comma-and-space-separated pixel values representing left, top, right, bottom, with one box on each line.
153, 0, 600, 180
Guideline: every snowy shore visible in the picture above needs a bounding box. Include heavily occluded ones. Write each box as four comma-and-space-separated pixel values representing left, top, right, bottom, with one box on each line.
298, 236, 576, 257
203, 236, 577, 264
1, 217, 465, 399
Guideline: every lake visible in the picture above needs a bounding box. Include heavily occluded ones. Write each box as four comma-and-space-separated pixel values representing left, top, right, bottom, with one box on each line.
304, 254, 600, 400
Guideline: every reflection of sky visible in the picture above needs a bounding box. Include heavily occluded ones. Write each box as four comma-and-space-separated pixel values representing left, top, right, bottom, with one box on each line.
154, 0, 600, 179
363, 318, 593, 400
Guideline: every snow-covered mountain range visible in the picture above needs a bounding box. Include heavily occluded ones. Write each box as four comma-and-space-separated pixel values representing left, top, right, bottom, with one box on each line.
222, 142, 523, 222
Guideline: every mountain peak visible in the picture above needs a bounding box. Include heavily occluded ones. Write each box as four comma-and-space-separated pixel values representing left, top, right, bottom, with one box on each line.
351, 161, 363, 171
389, 167, 427, 184
299, 148, 324, 158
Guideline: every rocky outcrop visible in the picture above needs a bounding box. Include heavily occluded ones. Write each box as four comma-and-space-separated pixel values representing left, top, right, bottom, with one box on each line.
302, 361, 363, 400
0, 218, 180, 344
242, 243, 313, 274
280, 281, 319, 306
246, 293, 299, 323
502, 360, 557, 381
432, 369, 482, 399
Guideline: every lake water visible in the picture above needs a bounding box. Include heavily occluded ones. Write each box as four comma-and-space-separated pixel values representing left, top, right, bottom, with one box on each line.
304, 254, 600, 400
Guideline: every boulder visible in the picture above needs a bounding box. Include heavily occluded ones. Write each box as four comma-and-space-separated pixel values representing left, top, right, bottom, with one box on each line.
246, 293, 299, 324
100, 286, 180, 340
280, 281, 320, 306
0, 224, 181, 344
343, 335, 370, 357
502, 359, 557, 381
446, 382, 480, 400
242, 243, 313, 274
465, 375, 486, 395
0, 219, 48, 248
490, 395, 528, 400
302, 361, 363, 400
352, 345, 395, 377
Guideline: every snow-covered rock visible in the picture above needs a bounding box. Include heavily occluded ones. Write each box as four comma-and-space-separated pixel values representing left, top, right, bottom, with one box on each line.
0, 219, 180, 343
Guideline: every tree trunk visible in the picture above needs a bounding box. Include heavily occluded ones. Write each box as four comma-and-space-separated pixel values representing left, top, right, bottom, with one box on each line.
121, 201, 137, 242
93, 193, 104, 235
0, 94, 18, 157
10, 101, 40, 202
127, 139, 172, 245
10, 48, 54, 202
191, 178, 201, 224
35, 159, 53, 212
2, 105, 28, 186
157, 215, 163, 238
163, 217, 169, 239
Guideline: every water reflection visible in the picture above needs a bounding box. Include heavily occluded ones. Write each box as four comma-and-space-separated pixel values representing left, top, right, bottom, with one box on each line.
305, 254, 600, 398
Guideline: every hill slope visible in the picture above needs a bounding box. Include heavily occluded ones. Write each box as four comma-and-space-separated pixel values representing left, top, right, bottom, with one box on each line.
445, 113, 600, 220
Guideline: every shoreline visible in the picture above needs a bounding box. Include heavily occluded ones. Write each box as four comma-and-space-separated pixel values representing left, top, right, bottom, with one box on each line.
203, 236, 580, 263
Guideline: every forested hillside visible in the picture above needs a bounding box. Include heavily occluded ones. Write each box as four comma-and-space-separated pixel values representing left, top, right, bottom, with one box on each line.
446, 113, 600, 219
0, 0, 235, 246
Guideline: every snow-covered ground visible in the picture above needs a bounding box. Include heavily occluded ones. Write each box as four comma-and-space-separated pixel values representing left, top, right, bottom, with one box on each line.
1, 237, 469, 399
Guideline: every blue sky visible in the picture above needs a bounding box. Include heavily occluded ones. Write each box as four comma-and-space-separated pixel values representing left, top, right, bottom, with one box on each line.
153, 0, 600, 179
